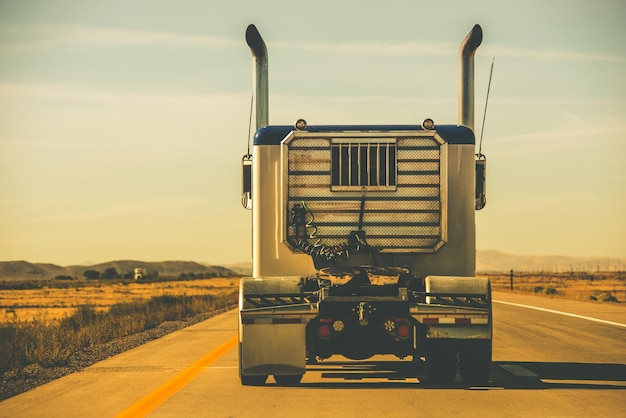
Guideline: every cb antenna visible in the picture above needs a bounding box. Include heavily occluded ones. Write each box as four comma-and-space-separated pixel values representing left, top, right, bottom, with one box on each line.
478, 57, 495, 156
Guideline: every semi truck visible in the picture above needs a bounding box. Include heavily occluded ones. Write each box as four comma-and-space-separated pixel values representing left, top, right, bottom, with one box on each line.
238, 23, 491, 386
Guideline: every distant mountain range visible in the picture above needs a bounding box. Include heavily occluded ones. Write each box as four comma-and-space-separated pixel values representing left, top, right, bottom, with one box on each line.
476, 250, 625, 273
1, 251, 624, 281
0, 260, 238, 281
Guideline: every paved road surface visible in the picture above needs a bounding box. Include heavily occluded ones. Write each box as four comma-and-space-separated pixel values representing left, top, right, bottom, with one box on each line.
1, 291, 624, 417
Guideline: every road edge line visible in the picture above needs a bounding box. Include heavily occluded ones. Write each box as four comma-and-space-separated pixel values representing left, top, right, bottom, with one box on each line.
493, 300, 626, 328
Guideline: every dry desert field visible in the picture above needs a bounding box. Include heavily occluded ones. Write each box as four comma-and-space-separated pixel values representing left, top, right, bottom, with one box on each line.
0, 278, 240, 323
486, 271, 625, 303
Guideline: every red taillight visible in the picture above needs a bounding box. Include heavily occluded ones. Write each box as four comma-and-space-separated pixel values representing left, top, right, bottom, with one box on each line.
318, 324, 331, 338
386, 318, 411, 339
397, 323, 411, 338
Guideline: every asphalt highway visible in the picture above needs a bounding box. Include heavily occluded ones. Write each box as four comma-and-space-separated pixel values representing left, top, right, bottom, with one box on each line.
1, 291, 624, 417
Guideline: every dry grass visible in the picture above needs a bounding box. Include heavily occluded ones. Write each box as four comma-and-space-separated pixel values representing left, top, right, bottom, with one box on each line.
485, 271, 626, 304
0, 278, 240, 371
0, 278, 239, 323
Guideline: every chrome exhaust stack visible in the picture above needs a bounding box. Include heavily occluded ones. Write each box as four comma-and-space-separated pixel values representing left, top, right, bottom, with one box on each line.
459, 24, 483, 131
246, 24, 269, 130
458, 24, 487, 211
241, 24, 267, 210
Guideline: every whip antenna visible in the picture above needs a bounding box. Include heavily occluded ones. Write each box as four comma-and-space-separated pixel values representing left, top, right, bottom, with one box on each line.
246, 92, 254, 157
478, 57, 495, 156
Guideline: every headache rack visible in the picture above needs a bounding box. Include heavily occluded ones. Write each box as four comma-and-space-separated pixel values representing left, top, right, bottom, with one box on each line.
283, 131, 448, 253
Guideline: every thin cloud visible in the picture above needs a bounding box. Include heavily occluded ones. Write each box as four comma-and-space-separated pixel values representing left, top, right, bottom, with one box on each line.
4, 82, 624, 121
0, 82, 455, 109
0, 23, 237, 52
3, 23, 623, 63
273, 93, 456, 104
6, 196, 207, 225
273, 39, 456, 56
276, 39, 625, 63
483, 44, 626, 63
0, 82, 247, 105
493, 123, 626, 150
488, 96, 626, 106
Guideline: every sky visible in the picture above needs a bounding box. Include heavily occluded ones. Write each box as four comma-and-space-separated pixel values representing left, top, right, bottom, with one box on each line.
0, 0, 625, 266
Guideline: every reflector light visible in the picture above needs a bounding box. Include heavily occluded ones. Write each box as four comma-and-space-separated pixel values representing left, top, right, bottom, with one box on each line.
332, 320, 345, 332
420, 316, 483, 324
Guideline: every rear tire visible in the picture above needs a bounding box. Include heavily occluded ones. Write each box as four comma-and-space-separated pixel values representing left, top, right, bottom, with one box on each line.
274, 374, 303, 386
241, 374, 268, 386
460, 284, 492, 386
425, 340, 457, 384
459, 340, 492, 386
239, 342, 267, 386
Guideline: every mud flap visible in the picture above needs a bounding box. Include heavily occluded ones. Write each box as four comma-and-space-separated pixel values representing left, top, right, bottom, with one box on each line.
240, 323, 306, 376
239, 277, 307, 378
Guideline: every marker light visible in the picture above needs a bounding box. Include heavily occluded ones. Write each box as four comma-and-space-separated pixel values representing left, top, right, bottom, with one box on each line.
294, 118, 308, 130
383, 320, 396, 333
397, 323, 411, 338
421, 118, 435, 130
318, 324, 331, 338
332, 320, 345, 332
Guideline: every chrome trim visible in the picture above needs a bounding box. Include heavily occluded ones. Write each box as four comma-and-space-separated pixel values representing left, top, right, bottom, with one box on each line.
246, 24, 268, 129
458, 24, 483, 130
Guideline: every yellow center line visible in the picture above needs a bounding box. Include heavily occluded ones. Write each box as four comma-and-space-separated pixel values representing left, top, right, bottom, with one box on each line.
116, 335, 238, 418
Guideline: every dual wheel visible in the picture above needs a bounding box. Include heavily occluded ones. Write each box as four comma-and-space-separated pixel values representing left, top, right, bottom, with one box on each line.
425, 339, 492, 385
239, 343, 303, 386
240, 340, 491, 386
240, 374, 303, 386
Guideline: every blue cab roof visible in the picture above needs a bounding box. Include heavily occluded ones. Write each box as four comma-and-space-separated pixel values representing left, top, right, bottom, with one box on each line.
253, 124, 475, 145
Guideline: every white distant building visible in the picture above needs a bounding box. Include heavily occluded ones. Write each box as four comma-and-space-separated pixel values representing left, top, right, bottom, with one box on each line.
134, 268, 143, 280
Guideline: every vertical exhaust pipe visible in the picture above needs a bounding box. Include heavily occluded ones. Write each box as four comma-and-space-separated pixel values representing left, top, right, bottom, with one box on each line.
241, 25, 267, 210
246, 24, 268, 130
459, 24, 483, 131
459, 24, 488, 211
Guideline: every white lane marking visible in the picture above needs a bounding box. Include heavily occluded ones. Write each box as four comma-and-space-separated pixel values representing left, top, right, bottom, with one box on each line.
493, 300, 626, 329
